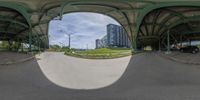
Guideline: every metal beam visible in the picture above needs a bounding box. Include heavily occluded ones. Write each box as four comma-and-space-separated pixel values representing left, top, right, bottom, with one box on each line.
156, 8, 200, 36
141, 22, 168, 26
60, 2, 134, 48
151, 11, 161, 36
0, 30, 16, 34
0, 1, 31, 27
5, 14, 21, 31
105, 8, 144, 14
143, 19, 149, 36
139, 28, 145, 36
140, 8, 186, 38
159, 15, 200, 37
0, 16, 28, 28
169, 15, 200, 29
138, 35, 160, 40
136, 1, 200, 39
155, 9, 186, 35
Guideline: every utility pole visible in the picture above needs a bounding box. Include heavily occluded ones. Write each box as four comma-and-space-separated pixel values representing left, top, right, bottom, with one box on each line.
58, 26, 73, 49
86, 44, 88, 50
68, 34, 71, 49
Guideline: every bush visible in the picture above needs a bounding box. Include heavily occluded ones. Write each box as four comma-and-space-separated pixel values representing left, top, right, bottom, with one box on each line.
64, 47, 131, 59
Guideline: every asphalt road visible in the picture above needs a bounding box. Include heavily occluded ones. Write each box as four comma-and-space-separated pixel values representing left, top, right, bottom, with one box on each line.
1, 52, 200, 100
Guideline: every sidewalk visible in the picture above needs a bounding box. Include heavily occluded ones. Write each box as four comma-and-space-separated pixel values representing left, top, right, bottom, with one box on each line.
0, 52, 34, 65
158, 51, 200, 65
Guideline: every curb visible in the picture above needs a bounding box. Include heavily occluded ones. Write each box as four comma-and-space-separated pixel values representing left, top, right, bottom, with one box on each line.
158, 53, 200, 65
0, 56, 35, 65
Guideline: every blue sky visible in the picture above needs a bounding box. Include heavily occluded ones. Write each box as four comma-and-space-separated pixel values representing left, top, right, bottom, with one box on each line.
48, 12, 120, 49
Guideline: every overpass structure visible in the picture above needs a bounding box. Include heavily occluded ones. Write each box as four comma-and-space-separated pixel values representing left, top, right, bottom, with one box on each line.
0, 0, 200, 51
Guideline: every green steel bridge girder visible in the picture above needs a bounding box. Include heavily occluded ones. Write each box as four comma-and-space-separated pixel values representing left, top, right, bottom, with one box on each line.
59, 0, 155, 13
41, 0, 154, 14
3, 1, 200, 51
134, 1, 200, 49
151, 10, 161, 37
39, 0, 157, 51
154, 8, 200, 36
59, 1, 141, 17
0, 16, 29, 28
169, 15, 200, 29
59, 1, 136, 49
39, 0, 144, 49
42, 0, 155, 11
139, 16, 197, 37
0, 1, 34, 51
5, 14, 22, 31
158, 15, 200, 38
150, 9, 187, 35
136, 1, 200, 37
0, 1, 31, 27
138, 36, 160, 40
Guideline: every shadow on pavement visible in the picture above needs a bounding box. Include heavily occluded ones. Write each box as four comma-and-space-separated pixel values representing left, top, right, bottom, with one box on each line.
1, 53, 200, 100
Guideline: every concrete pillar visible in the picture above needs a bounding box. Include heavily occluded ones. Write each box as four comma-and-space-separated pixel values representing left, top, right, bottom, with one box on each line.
180, 34, 183, 47
166, 29, 171, 54
158, 38, 161, 51
29, 29, 32, 52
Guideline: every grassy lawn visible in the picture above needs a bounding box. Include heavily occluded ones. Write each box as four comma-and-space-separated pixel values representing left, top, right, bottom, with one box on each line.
65, 48, 132, 59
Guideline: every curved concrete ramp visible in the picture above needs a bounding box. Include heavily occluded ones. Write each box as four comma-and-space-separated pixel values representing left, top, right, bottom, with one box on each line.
36, 52, 131, 89
1, 53, 200, 100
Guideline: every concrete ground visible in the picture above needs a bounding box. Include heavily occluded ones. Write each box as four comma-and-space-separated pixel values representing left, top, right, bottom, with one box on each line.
36, 52, 131, 89
1, 52, 200, 100
160, 51, 200, 64
0, 51, 32, 64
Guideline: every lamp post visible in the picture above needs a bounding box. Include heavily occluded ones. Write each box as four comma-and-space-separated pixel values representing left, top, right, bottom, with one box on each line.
62, 32, 72, 49
58, 26, 73, 49
68, 34, 71, 49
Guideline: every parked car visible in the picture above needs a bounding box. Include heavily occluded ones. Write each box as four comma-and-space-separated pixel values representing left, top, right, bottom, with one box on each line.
180, 46, 199, 54
171, 46, 179, 51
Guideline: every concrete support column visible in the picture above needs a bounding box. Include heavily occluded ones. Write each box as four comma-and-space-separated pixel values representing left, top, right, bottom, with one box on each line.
159, 38, 161, 51
21, 43, 24, 52
180, 34, 183, 47
29, 29, 32, 52
166, 29, 171, 54
131, 35, 137, 54
189, 39, 191, 46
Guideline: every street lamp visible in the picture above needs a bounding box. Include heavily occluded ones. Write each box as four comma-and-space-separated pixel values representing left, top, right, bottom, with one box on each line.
58, 26, 74, 49
67, 33, 71, 49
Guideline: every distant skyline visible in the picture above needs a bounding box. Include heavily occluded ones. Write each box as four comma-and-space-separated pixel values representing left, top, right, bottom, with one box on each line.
48, 12, 120, 49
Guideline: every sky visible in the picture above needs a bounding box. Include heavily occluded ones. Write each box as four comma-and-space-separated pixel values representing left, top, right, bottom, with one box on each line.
48, 12, 120, 49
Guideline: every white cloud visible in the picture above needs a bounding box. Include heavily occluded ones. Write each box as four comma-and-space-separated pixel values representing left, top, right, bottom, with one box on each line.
48, 12, 120, 49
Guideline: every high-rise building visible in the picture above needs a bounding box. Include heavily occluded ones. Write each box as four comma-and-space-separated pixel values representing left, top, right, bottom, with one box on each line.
95, 39, 101, 48
95, 36, 107, 48
96, 24, 131, 48
107, 24, 119, 47
107, 24, 131, 48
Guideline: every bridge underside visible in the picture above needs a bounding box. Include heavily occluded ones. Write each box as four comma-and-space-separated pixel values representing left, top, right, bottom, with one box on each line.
138, 6, 200, 50
0, 0, 200, 51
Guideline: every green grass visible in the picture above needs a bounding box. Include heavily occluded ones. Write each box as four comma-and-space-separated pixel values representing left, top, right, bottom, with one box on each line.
65, 48, 132, 59
197, 45, 200, 48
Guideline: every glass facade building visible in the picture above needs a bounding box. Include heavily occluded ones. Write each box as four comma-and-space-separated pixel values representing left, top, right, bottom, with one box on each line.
95, 36, 107, 48
96, 24, 131, 48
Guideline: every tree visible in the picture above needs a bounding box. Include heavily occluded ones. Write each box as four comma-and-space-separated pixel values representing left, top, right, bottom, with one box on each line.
49, 44, 61, 51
